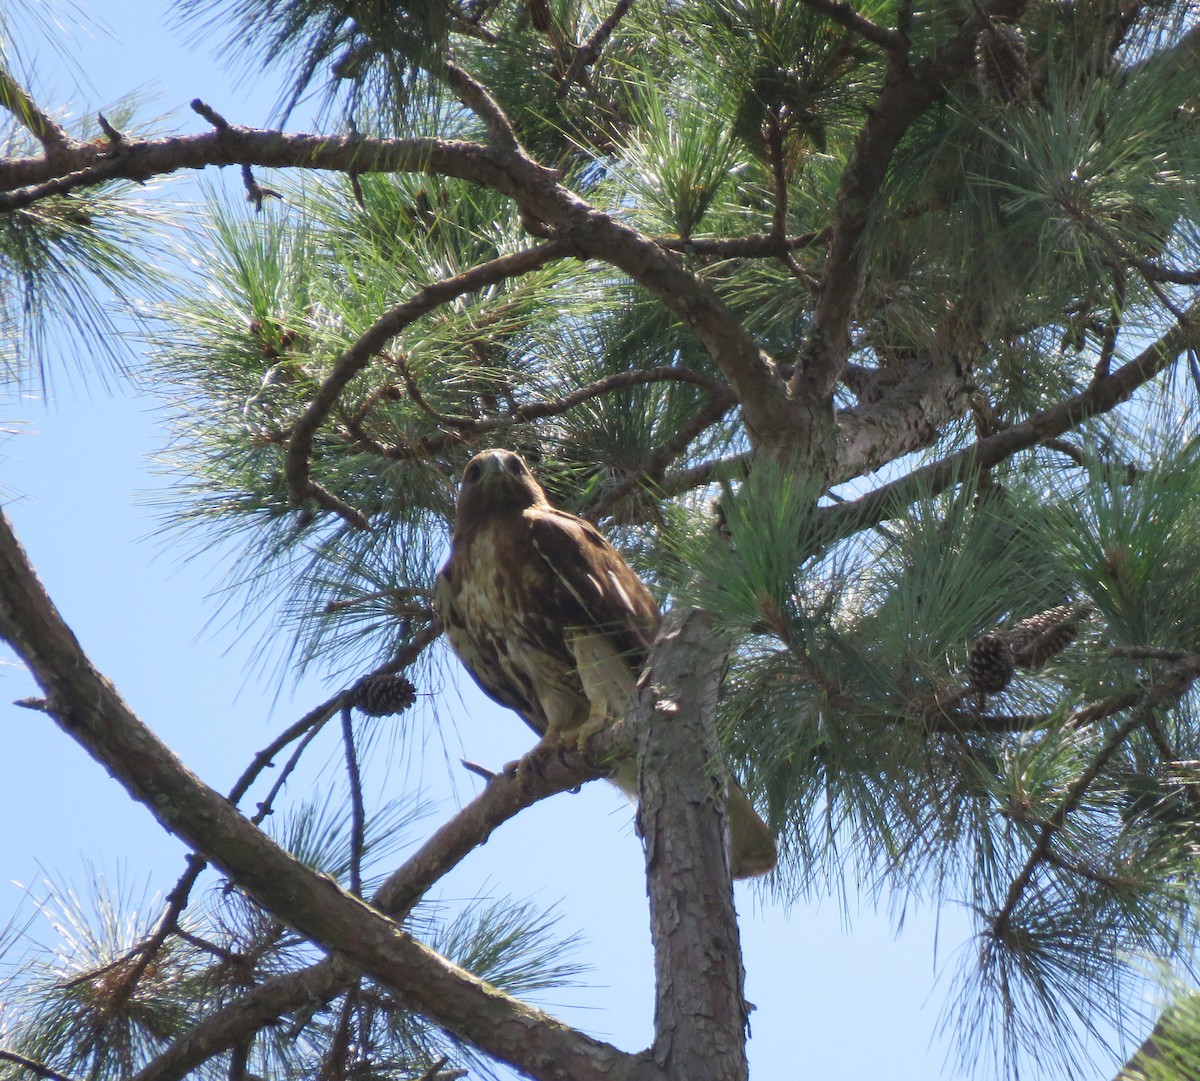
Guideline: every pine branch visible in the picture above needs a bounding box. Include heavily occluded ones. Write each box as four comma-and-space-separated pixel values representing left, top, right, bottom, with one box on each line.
436, 60, 520, 149
0, 70, 76, 158
825, 304, 1200, 535
588, 389, 736, 521
664, 231, 829, 263
797, 0, 906, 51
284, 240, 572, 511
131, 745, 613, 1081
0, 104, 796, 450
793, 0, 1030, 403
341, 707, 366, 896
556, 0, 634, 97
379, 364, 732, 438
988, 653, 1200, 944
0, 508, 650, 1081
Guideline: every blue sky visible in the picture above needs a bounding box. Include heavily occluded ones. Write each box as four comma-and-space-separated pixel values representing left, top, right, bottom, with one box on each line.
0, 3, 1142, 1077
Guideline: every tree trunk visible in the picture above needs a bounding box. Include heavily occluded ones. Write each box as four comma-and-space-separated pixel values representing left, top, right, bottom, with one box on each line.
635, 607, 749, 1081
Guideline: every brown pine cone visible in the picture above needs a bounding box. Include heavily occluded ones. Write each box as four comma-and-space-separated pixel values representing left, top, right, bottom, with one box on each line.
1008, 604, 1090, 670
976, 23, 1032, 103
352, 673, 417, 717
967, 632, 1016, 694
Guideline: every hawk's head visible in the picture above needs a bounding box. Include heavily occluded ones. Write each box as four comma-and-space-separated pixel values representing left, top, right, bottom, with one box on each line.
453, 449, 550, 532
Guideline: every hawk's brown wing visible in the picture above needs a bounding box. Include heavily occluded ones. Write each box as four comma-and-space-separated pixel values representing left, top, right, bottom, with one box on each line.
526, 507, 661, 669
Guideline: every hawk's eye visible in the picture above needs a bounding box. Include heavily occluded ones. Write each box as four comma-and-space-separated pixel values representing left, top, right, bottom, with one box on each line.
464, 462, 482, 484
504, 456, 525, 476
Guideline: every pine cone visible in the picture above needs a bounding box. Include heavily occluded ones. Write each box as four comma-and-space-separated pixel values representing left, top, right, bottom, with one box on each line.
352, 673, 417, 717
1008, 604, 1089, 670
967, 632, 1015, 694
976, 23, 1031, 103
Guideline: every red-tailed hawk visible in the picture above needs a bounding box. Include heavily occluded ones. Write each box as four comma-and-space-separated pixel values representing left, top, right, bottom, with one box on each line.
434, 448, 776, 879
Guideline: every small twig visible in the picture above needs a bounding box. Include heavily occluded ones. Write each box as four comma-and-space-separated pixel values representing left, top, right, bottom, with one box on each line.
96, 113, 125, 150
190, 99, 230, 130
241, 163, 283, 212
174, 928, 245, 964
341, 707, 367, 896
251, 721, 329, 827
15, 695, 50, 711
296, 479, 373, 531
1042, 847, 1131, 890
587, 387, 736, 521
557, 0, 634, 98
380, 619, 443, 675
460, 758, 497, 780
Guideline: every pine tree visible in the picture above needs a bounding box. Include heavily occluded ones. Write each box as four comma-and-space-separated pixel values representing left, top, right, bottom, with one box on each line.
2, 1, 1200, 1079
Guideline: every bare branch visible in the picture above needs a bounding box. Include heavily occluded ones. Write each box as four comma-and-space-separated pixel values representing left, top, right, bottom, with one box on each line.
0, 508, 650, 1081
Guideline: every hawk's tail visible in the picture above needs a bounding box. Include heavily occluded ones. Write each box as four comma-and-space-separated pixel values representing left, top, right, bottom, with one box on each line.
726, 780, 777, 879
610, 765, 777, 879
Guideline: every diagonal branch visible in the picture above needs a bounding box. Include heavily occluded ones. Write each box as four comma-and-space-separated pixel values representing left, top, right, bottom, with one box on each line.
792, 0, 1030, 404
988, 653, 1200, 943
0, 69, 77, 158
823, 304, 1200, 535
284, 240, 572, 511
797, 0, 906, 51
133, 744, 613, 1081
0, 508, 650, 1081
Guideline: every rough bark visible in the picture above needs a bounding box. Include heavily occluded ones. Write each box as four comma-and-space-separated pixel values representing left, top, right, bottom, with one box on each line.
633, 608, 749, 1081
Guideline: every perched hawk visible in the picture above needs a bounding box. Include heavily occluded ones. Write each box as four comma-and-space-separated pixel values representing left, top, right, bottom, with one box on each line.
434, 448, 776, 879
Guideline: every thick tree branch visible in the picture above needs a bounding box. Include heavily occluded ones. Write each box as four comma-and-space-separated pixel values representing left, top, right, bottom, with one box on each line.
0, 112, 795, 449
823, 306, 1199, 534
133, 744, 614, 1081
0, 508, 650, 1081
834, 353, 975, 483
792, 0, 1029, 405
